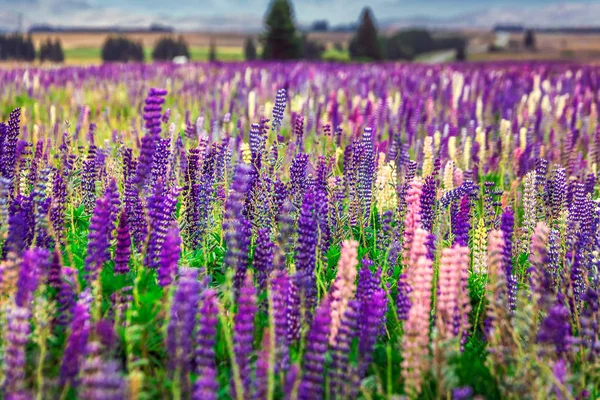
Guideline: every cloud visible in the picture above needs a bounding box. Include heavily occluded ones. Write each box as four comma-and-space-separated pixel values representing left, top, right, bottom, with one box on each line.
5, 0, 600, 32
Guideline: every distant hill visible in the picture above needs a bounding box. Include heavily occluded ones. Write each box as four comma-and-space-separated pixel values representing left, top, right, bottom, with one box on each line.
28, 23, 173, 34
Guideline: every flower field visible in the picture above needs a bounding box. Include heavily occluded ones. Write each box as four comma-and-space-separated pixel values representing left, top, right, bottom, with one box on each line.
0, 62, 599, 399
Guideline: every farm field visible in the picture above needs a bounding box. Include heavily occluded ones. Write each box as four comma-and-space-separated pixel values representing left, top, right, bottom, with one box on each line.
0, 61, 599, 400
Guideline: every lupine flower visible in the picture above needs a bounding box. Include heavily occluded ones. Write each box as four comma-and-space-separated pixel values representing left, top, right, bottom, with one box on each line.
157, 224, 181, 287
298, 296, 331, 400
254, 227, 275, 290
358, 127, 375, 219
50, 169, 67, 244
295, 186, 318, 310
329, 300, 359, 399
114, 211, 131, 274
437, 245, 470, 340
60, 289, 93, 385
270, 270, 293, 372
84, 194, 112, 283
3, 304, 32, 397
420, 175, 437, 232
167, 268, 200, 396
402, 228, 433, 397
396, 273, 412, 321
232, 272, 257, 398
375, 152, 397, 212
472, 217, 488, 274
500, 207, 517, 312
357, 268, 387, 376
403, 177, 424, 263
223, 162, 252, 293
145, 180, 181, 269
80, 341, 126, 400
16, 248, 49, 307
135, 88, 167, 188
272, 88, 287, 131
1, 108, 21, 188
194, 288, 219, 400
538, 299, 572, 357
289, 153, 309, 206
329, 239, 359, 345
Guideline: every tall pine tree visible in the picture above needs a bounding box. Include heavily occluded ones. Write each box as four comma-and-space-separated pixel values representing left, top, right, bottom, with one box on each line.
349, 7, 383, 61
262, 0, 302, 60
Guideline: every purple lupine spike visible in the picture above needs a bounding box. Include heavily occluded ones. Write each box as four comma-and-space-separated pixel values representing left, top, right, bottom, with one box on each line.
32, 169, 52, 250
295, 186, 318, 311
60, 289, 92, 385
1, 108, 21, 188
271, 270, 291, 372
56, 267, 77, 326
105, 178, 120, 230
81, 145, 99, 213
577, 288, 600, 357
195, 289, 219, 372
193, 366, 218, 400
358, 279, 387, 377
135, 88, 167, 188
298, 297, 331, 400
420, 175, 436, 232
51, 169, 67, 245
114, 212, 131, 275
549, 167, 567, 219
396, 273, 412, 321
283, 363, 300, 399
3, 304, 32, 397
16, 248, 49, 307
500, 207, 517, 312
80, 356, 126, 400
358, 127, 376, 220
314, 185, 331, 261
84, 194, 112, 283
157, 224, 181, 287
453, 195, 471, 247
289, 153, 309, 207
223, 162, 252, 294
48, 250, 62, 289
5, 197, 29, 256
537, 299, 572, 357
453, 386, 474, 400
274, 199, 294, 270
272, 88, 287, 131
329, 300, 359, 399
152, 138, 171, 187
124, 174, 147, 248
167, 268, 200, 396
232, 272, 257, 398
145, 180, 181, 269
294, 115, 305, 150
254, 228, 275, 290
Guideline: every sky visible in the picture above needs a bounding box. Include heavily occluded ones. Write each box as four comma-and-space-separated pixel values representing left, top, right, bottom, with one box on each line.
3, 0, 600, 31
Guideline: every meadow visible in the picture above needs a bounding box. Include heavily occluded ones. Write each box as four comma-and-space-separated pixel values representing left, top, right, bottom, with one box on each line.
0, 61, 598, 400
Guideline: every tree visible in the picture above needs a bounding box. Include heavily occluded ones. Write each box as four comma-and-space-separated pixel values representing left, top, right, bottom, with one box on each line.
101, 36, 144, 63
244, 37, 257, 60
262, 0, 302, 60
311, 20, 329, 32
455, 44, 466, 61
302, 35, 324, 60
152, 36, 189, 61
208, 39, 217, 62
52, 39, 65, 62
524, 29, 536, 51
349, 7, 382, 61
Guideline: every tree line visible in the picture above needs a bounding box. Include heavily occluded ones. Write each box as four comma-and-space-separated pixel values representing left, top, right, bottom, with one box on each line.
0, 34, 64, 62
259, 0, 467, 62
